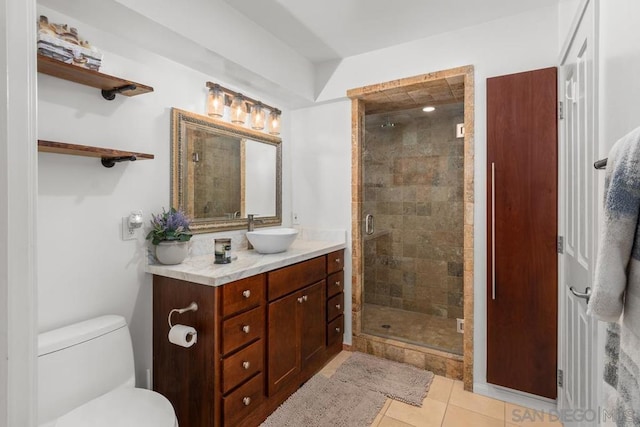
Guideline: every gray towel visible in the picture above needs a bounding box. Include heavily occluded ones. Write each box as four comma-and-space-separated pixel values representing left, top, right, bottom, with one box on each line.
588, 126, 640, 426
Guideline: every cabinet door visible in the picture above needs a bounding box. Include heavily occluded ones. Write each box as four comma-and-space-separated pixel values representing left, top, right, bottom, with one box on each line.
267, 292, 300, 396
300, 281, 326, 366
486, 67, 558, 399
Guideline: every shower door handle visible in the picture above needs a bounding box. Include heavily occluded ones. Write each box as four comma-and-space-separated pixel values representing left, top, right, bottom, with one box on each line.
491, 162, 496, 300
365, 214, 374, 235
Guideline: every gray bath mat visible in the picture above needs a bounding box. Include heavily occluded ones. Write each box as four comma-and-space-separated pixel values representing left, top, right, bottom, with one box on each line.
260, 374, 386, 427
332, 352, 434, 406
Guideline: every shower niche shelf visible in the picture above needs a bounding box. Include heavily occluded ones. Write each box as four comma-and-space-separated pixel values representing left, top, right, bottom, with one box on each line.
37, 54, 154, 100
38, 140, 154, 168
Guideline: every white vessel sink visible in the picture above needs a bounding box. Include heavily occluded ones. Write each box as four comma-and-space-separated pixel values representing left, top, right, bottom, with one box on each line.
247, 228, 299, 254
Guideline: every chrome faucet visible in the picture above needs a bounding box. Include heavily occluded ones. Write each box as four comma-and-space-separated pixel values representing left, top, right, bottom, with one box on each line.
247, 214, 263, 250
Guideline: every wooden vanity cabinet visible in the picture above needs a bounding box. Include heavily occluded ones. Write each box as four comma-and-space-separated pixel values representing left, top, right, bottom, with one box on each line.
153, 273, 267, 427
267, 280, 326, 396
152, 250, 345, 427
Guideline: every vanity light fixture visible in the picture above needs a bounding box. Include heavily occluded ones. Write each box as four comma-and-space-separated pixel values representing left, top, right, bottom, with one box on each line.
251, 102, 265, 130
205, 81, 282, 135
422, 106, 436, 112
207, 84, 225, 117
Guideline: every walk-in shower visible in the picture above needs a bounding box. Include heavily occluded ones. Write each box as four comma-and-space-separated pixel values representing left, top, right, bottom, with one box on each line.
363, 104, 465, 355
349, 67, 474, 387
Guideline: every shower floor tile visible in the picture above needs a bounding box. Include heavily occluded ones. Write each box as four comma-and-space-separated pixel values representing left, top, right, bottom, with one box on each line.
363, 303, 463, 355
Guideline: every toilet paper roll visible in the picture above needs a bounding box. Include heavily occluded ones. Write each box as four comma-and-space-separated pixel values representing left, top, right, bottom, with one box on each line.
168, 324, 197, 348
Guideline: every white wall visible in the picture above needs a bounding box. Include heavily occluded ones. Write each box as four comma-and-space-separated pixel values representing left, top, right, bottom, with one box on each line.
558, 0, 584, 53
291, 6, 560, 391
598, 0, 640, 155
39, 0, 315, 108
290, 100, 352, 341
37, 7, 291, 387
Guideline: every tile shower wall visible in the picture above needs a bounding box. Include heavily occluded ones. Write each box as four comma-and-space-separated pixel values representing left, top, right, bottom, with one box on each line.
364, 103, 464, 319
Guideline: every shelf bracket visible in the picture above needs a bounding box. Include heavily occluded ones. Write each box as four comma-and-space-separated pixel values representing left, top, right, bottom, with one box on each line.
101, 84, 137, 101
101, 155, 137, 168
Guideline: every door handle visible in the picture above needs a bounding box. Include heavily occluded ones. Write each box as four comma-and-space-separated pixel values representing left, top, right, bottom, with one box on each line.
365, 214, 374, 235
570, 286, 592, 303
491, 162, 496, 300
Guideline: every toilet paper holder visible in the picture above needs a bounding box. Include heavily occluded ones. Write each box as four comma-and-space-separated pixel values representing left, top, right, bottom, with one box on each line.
168, 302, 198, 328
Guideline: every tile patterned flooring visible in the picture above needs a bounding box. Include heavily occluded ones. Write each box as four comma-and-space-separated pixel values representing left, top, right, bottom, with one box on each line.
318, 351, 562, 427
363, 303, 463, 355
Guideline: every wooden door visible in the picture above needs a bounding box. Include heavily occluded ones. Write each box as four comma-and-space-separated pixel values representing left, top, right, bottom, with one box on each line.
487, 67, 558, 399
300, 281, 326, 366
267, 291, 300, 396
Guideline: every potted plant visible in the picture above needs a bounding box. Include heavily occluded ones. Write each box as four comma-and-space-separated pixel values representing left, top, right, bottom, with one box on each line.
146, 207, 193, 265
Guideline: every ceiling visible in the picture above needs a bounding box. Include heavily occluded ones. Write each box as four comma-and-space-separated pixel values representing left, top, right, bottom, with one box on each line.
221, 0, 564, 63
362, 75, 464, 115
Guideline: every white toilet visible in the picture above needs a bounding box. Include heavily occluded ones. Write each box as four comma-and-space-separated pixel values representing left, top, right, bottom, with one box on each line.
38, 315, 178, 427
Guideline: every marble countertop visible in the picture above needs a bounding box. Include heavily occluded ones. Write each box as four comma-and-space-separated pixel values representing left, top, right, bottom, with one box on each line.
146, 239, 346, 287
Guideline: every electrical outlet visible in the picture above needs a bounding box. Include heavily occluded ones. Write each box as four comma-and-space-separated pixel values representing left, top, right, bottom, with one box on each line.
122, 217, 137, 241
456, 318, 464, 334
292, 212, 300, 225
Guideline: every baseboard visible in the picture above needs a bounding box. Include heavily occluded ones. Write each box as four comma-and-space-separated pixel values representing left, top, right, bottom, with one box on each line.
342, 343, 352, 351
473, 382, 557, 414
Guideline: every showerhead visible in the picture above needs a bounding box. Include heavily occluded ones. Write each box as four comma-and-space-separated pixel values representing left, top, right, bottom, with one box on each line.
380, 117, 396, 128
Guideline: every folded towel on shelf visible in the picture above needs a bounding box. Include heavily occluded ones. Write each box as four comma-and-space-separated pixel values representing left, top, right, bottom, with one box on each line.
588, 126, 640, 426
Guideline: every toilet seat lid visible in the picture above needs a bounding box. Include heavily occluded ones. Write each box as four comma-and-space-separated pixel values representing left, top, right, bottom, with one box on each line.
55, 387, 177, 427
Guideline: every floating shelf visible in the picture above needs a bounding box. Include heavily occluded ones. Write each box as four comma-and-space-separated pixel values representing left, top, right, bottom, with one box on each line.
37, 54, 154, 100
38, 140, 154, 168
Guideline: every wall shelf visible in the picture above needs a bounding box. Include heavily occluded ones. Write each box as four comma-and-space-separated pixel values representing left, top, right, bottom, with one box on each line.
38, 140, 154, 168
37, 54, 154, 100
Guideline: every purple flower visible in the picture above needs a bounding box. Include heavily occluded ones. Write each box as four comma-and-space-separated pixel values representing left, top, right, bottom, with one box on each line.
146, 207, 193, 245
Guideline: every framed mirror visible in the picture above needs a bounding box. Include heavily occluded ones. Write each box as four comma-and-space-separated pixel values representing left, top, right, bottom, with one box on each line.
171, 108, 282, 233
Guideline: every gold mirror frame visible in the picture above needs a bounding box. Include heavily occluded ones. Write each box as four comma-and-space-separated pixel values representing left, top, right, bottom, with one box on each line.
171, 108, 282, 233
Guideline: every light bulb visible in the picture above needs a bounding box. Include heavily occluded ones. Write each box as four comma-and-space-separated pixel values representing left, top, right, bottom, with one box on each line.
251, 103, 265, 130
269, 109, 281, 135
207, 85, 225, 118
230, 94, 247, 124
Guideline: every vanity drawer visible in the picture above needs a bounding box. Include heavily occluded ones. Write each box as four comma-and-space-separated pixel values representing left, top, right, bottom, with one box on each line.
327, 270, 344, 298
327, 292, 344, 322
221, 274, 265, 318
222, 339, 264, 394
223, 372, 264, 427
327, 315, 344, 348
268, 256, 326, 301
222, 306, 264, 356
327, 250, 345, 274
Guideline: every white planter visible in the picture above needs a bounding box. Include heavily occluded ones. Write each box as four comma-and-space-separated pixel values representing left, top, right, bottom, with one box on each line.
155, 241, 189, 265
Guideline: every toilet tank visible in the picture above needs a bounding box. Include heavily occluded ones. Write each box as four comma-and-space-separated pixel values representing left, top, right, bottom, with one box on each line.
37, 315, 136, 425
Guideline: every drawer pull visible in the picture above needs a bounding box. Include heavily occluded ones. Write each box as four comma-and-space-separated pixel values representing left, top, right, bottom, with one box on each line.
303, 295, 308, 302
335, 281, 341, 287
297, 297, 304, 304
242, 325, 250, 334
242, 290, 251, 298
335, 327, 341, 333
242, 361, 250, 370
335, 304, 341, 310
242, 397, 251, 406
335, 258, 341, 264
